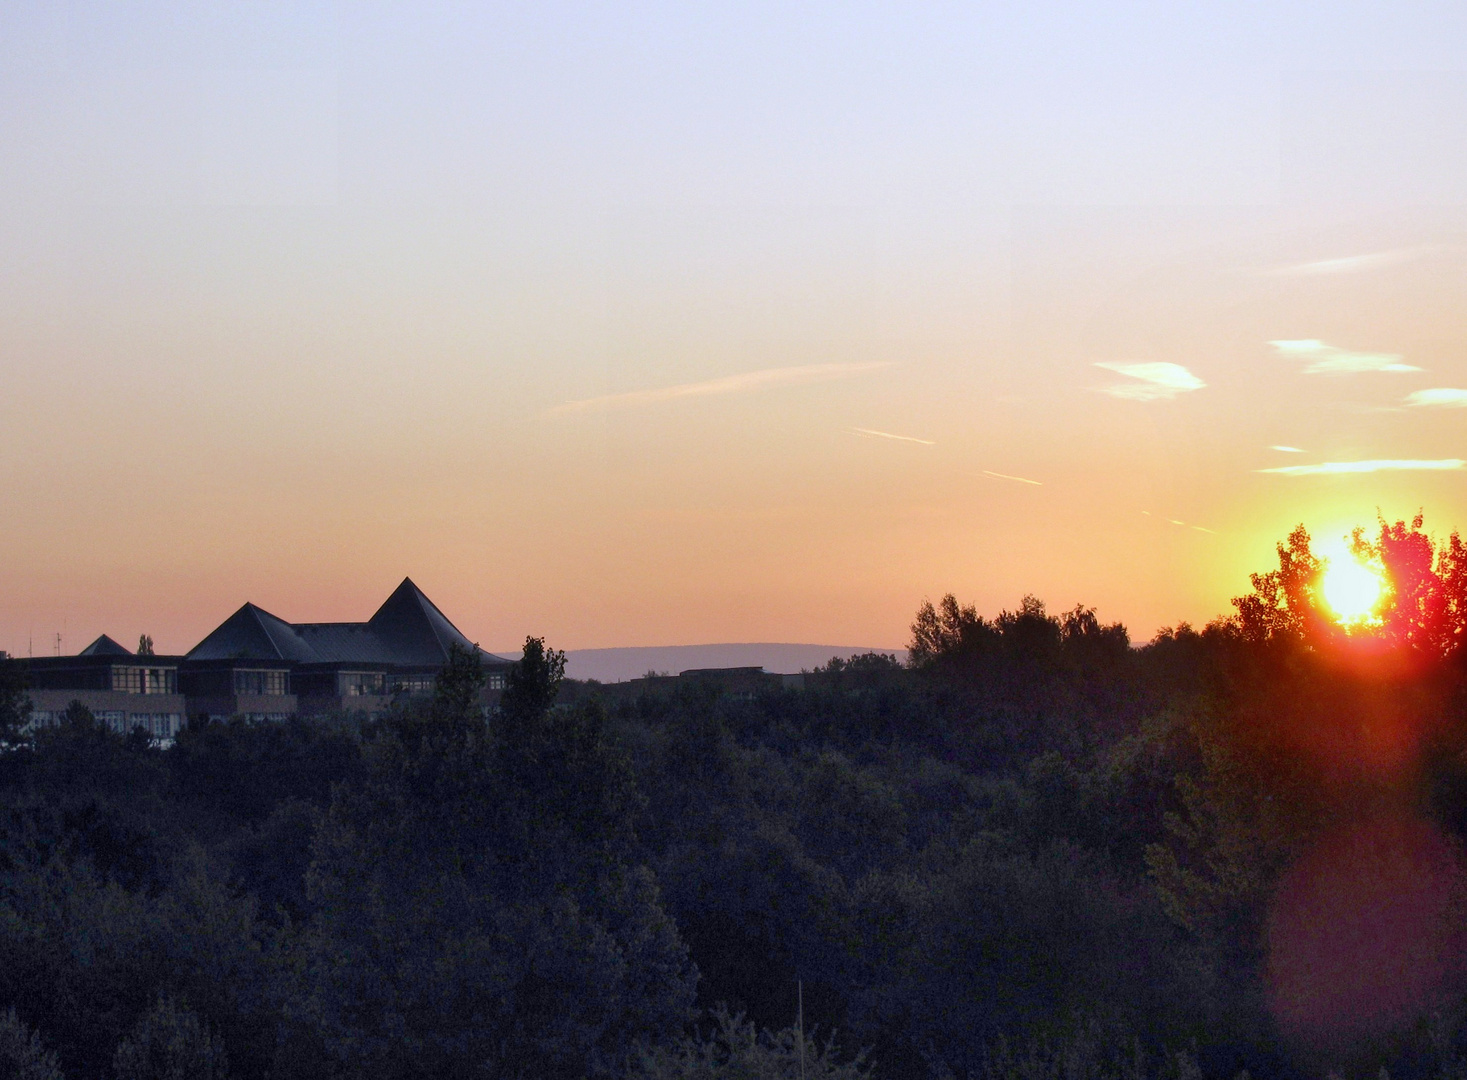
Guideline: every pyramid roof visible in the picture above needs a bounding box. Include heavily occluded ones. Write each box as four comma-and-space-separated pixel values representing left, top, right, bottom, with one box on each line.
367, 578, 478, 665
79, 634, 133, 657
185, 603, 320, 663
185, 579, 499, 669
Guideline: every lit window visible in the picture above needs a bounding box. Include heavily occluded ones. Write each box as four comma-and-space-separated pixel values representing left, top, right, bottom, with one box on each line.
143, 668, 177, 695
234, 669, 289, 696
339, 671, 386, 697
112, 667, 142, 694
391, 674, 436, 696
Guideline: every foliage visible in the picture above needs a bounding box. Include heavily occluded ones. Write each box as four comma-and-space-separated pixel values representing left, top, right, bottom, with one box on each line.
113, 995, 231, 1080
1232, 525, 1326, 645
501, 634, 568, 730
1350, 514, 1467, 657
0, 656, 32, 749
0, 1008, 64, 1080
627, 1003, 874, 1079
3, 518, 1467, 1079
293, 677, 693, 1077
1231, 516, 1467, 658
433, 639, 487, 723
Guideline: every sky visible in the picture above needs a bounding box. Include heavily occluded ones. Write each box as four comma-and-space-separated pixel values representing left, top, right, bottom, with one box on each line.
2, 1, 1466, 656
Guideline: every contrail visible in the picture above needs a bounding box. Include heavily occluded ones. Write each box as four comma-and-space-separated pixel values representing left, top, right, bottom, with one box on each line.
548, 362, 890, 415
982, 470, 1042, 486
851, 428, 935, 446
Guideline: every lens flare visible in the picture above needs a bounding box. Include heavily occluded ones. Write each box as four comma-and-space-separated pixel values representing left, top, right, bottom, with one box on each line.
1321, 554, 1384, 625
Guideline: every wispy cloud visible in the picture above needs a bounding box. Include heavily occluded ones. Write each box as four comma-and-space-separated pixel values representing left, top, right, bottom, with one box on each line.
1258, 459, 1465, 476
1143, 511, 1215, 533
547, 362, 889, 415
851, 427, 935, 446
1270, 445, 1306, 453
982, 470, 1042, 486
1405, 388, 1467, 408
1094, 362, 1206, 401
1268, 339, 1421, 375
1263, 247, 1433, 277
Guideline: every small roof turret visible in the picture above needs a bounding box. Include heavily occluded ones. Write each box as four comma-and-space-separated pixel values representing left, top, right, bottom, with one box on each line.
78, 634, 132, 657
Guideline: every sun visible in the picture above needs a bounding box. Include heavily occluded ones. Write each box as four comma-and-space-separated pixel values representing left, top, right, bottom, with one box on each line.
1320, 552, 1384, 626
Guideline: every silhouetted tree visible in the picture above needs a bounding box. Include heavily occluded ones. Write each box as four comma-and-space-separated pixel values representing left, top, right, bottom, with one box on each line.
0, 1009, 64, 1080
627, 1003, 874, 1079
0, 655, 31, 749
501, 635, 567, 726
295, 638, 693, 1078
113, 995, 231, 1080
1232, 524, 1326, 645
1351, 513, 1467, 658
432, 640, 486, 723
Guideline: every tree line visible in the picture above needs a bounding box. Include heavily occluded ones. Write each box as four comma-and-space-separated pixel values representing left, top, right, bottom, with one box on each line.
0, 515, 1465, 1079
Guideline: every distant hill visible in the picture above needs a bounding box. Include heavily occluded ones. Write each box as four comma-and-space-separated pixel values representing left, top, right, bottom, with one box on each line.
552, 643, 906, 684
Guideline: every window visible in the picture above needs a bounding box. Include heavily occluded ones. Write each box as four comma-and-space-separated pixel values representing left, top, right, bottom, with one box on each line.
338, 671, 386, 697
488, 673, 505, 690
112, 667, 141, 694
148, 713, 181, 740
391, 674, 436, 696
110, 667, 176, 694
97, 710, 127, 734
234, 669, 288, 696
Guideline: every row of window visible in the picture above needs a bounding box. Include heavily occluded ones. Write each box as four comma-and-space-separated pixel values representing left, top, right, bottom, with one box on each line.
33, 667, 502, 702
337, 672, 505, 695
109, 666, 178, 695
28, 710, 183, 741
234, 669, 289, 696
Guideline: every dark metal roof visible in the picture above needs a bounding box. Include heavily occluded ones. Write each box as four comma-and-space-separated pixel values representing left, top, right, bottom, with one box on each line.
291, 623, 399, 663
79, 634, 132, 657
185, 578, 507, 669
367, 577, 479, 666
185, 604, 315, 663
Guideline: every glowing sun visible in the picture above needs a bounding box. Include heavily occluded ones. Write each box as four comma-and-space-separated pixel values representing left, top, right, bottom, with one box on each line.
1321, 554, 1384, 625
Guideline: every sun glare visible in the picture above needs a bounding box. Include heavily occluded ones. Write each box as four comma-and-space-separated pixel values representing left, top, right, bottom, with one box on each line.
1321, 553, 1384, 626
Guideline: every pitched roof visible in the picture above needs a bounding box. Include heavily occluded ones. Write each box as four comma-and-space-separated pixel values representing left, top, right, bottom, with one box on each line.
185, 579, 502, 669
79, 634, 132, 657
367, 578, 478, 666
186, 603, 319, 663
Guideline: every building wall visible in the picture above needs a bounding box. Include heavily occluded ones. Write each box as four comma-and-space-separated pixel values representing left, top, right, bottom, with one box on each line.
25, 689, 188, 742
189, 694, 299, 723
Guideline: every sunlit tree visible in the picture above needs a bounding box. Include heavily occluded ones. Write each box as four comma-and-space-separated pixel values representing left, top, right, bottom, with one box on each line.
1350, 513, 1467, 658
1233, 516, 1467, 659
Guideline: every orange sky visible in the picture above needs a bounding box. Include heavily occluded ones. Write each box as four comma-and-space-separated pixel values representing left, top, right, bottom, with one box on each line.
3, 6, 1465, 656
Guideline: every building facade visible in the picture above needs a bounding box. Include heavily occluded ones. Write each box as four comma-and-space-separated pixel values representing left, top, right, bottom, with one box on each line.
10, 578, 511, 735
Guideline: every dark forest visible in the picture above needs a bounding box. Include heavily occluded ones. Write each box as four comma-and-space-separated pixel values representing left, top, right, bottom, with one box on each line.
2, 515, 1466, 1080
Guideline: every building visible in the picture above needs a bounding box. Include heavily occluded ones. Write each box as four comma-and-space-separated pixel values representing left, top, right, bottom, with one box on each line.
676, 666, 802, 697
11, 578, 511, 734
23, 634, 189, 741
